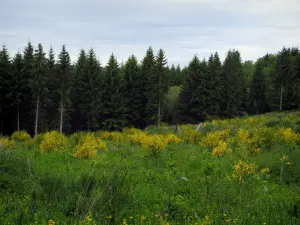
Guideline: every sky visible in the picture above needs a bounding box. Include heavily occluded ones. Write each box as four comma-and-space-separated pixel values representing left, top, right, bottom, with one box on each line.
1, 0, 300, 66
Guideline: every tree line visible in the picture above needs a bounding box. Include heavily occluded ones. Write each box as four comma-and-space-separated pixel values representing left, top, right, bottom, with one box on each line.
0, 43, 299, 135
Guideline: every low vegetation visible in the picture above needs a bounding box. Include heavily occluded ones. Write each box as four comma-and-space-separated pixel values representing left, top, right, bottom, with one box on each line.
0, 111, 300, 224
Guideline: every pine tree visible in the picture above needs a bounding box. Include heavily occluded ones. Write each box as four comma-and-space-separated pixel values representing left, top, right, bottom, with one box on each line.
146, 49, 169, 127
249, 59, 268, 114
123, 55, 141, 127
78, 49, 103, 131
102, 54, 127, 130
56, 45, 71, 133
30, 43, 47, 135
220, 50, 247, 117
0, 45, 12, 135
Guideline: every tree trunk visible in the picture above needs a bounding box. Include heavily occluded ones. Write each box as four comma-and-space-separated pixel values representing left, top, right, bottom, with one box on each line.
279, 83, 284, 111
17, 105, 20, 132
60, 93, 64, 133
158, 99, 161, 128
34, 94, 40, 136
0, 118, 2, 136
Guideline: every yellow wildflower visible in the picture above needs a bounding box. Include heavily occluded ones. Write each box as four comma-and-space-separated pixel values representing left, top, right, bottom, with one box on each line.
48, 220, 56, 225
141, 215, 145, 220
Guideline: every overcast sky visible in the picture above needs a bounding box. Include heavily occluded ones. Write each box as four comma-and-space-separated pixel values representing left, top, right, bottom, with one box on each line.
1, 0, 300, 66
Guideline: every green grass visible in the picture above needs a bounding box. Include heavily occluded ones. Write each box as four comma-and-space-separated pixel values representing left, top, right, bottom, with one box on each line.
1, 111, 300, 225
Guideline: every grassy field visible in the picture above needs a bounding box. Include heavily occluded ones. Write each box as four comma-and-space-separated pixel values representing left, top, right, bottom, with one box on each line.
1, 111, 300, 225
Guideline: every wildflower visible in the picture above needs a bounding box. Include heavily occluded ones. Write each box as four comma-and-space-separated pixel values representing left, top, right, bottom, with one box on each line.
261, 168, 270, 174
74, 133, 107, 159
48, 220, 56, 225
280, 155, 288, 162
11, 131, 31, 142
123, 218, 128, 225
223, 213, 227, 217
141, 215, 145, 220
40, 131, 67, 153
232, 160, 257, 182
212, 141, 227, 156
225, 218, 231, 223
287, 162, 292, 165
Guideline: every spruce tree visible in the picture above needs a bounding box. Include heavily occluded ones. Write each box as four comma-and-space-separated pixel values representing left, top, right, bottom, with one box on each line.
10, 52, 26, 131
249, 59, 268, 114
0, 45, 12, 135
123, 55, 141, 127
56, 45, 71, 133
31, 43, 47, 135
206, 53, 222, 117
22, 42, 34, 134
140, 47, 155, 127
78, 49, 103, 131
44, 46, 57, 131
179, 56, 202, 123
220, 50, 247, 117
102, 54, 127, 130
291, 52, 300, 109
71, 49, 87, 132
146, 49, 169, 127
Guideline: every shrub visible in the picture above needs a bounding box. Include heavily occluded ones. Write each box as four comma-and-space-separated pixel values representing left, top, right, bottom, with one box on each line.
178, 124, 201, 143
201, 129, 230, 149
0, 137, 16, 150
275, 127, 300, 144
74, 133, 107, 159
40, 131, 68, 153
232, 160, 257, 183
212, 141, 228, 157
11, 130, 31, 142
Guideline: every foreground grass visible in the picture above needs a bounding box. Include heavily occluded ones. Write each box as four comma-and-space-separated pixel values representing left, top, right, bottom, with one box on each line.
1, 111, 300, 225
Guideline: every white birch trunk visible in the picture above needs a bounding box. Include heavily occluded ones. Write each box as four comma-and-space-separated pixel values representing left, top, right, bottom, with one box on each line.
34, 94, 39, 136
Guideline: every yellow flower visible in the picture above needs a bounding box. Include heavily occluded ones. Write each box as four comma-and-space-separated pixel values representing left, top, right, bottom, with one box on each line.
223, 213, 227, 217
287, 162, 292, 165
212, 141, 227, 157
48, 220, 56, 225
141, 215, 145, 220
225, 218, 231, 223
261, 168, 270, 174
280, 155, 288, 162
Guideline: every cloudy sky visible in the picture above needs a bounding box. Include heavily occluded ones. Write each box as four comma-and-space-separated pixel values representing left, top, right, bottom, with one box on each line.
1, 0, 300, 66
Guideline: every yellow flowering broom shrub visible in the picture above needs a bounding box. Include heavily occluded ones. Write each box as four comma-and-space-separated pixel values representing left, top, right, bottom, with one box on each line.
100, 131, 125, 142
275, 127, 300, 144
164, 134, 183, 144
40, 131, 68, 153
178, 124, 201, 143
232, 160, 257, 183
201, 129, 230, 149
212, 141, 228, 157
11, 130, 31, 142
74, 133, 107, 159
0, 137, 16, 150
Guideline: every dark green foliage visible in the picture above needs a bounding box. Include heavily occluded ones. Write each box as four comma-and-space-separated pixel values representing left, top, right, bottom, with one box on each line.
123, 55, 142, 127
77, 49, 103, 131
0, 45, 12, 135
102, 54, 127, 130
220, 49, 247, 117
205, 53, 222, 117
0, 43, 300, 135
56, 45, 71, 133
0, 149, 32, 194
146, 49, 169, 127
179, 56, 202, 123
249, 58, 268, 114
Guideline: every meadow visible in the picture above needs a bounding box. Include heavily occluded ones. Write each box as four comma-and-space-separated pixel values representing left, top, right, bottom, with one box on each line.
0, 111, 300, 225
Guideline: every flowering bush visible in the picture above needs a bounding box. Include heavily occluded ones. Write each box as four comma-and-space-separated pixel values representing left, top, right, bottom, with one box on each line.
74, 133, 107, 159
100, 131, 125, 142
202, 129, 230, 149
275, 127, 299, 144
178, 124, 201, 143
40, 131, 68, 153
212, 141, 227, 157
232, 160, 257, 183
0, 137, 16, 150
11, 130, 31, 142
164, 134, 183, 144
